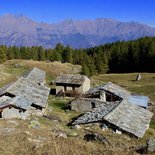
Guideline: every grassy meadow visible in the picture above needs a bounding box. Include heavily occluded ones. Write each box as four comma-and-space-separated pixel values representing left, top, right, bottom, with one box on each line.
0, 59, 155, 154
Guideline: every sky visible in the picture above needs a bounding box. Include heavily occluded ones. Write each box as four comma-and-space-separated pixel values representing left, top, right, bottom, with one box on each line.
0, 0, 155, 26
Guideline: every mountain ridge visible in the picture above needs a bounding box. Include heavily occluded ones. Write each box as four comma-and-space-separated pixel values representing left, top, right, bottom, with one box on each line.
0, 14, 155, 48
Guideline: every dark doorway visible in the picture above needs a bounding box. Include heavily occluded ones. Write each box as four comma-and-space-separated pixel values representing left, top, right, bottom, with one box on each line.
50, 88, 56, 95
91, 102, 96, 109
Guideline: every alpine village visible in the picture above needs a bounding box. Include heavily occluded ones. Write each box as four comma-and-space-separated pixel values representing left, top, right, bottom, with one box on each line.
0, 1, 155, 155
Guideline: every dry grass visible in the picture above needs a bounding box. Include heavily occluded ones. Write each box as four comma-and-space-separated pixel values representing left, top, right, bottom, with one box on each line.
0, 65, 11, 86
0, 59, 81, 88
92, 73, 155, 101
0, 119, 140, 155
0, 60, 155, 155
4, 59, 81, 78
0, 64, 27, 87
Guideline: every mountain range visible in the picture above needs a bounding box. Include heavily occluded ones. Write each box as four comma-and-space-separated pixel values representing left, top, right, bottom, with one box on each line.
0, 14, 155, 48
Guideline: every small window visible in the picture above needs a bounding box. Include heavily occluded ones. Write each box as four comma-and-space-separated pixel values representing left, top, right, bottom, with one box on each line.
91, 102, 95, 109
64, 86, 67, 91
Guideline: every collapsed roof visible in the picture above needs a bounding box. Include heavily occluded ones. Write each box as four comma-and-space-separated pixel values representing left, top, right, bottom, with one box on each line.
71, 82, 153, 138
83, 82, 149, 108
83, 82, 131, 99
55, 74, 89, 86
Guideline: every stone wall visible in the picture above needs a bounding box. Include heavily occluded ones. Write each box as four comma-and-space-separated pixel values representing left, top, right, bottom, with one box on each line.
2, 106, 45, 119
71, 98, 103, 112
81, 78, 90, 93
2, 107, 29, 119
56, 86, 65, 94
56, 77, 90, 95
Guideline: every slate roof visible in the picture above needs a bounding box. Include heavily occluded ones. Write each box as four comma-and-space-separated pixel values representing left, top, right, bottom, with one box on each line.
127, 95, 149, 108
0, 95, 33, 110
6, 77, 50, 108
72, 101, 120, 125
0, 96, 12, 105
71, 82, 152, 138
11, 95, 33, 110
55, 74, 88, 85
104, 99, 153, 138
0, 96, 12, 109
0, 82, 14, 96
0, 67, 50, 114
83, 82, 131, 99
83, 82, 149, 108
24, 67, 46, 84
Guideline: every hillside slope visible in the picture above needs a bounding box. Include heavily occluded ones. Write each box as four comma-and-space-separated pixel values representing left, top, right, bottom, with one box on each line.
0, 60, 155, 155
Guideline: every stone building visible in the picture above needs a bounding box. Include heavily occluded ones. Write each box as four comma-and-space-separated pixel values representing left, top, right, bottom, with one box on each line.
0, 67, 50, 119
55, 74, 90, 97
70, 82, 153, 138
71, 99, 153, 138
70, 98, 105, 112
71, 82, 149, 112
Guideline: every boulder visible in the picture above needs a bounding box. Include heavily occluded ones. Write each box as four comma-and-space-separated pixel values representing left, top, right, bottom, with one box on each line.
72, 125, 81, 130
147, 138, 155, 153
57, 133, 67, 139
84, 133, 110, 145
135, 138, 155, 154
115, 129, 122, 135
136, 74, 142, 81
14, 64, 22, 68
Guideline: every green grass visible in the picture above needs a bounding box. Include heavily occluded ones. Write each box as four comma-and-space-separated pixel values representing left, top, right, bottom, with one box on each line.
50, 99, 67, 111
0, 65, 29, 87
48, 96, 69, 111
128, 85, 155, 95
46, 73, 55, 87
5, 65, 28, 75
47, 96, 80, 125
92, 73, 155, 101
150, 120, 155, 129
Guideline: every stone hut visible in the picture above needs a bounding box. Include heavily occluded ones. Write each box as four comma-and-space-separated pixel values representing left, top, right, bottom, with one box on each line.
55, 74, 90, 97
82, 82, 149, 108
70, 82, 150, 112
70, 82, 153, 138
0, 67, 50, 119
72, 99, 153, 138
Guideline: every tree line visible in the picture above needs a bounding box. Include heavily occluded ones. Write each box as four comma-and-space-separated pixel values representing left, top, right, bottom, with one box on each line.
0, 36, 155, 76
